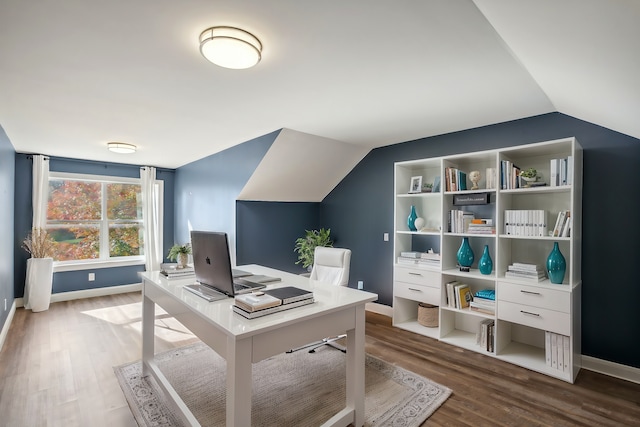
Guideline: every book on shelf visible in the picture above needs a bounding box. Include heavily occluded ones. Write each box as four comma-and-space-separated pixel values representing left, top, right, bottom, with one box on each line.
510, 262, 543, 271
454, 283, 472, 309
263, 286, 314, 305
445, 280, 458, 308
397, 257, 418, 265
552, 210, 570, 237
233, 298, 315, 319
485, 168, 497, 189
505, 271, 546, 282
234, 292, 282, 312
506, 266, 546, 275
545, 331, 571, 372
469, 300, 495, 315
400, 251, 421, 258
420, 249, 441, 260
474, 288, 495, 300
477, 319, 495, 352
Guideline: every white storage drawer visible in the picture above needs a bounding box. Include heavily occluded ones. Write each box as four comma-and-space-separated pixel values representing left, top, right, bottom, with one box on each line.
498, 300, 570, 335
394, 267, 440, 288
498, 282, 570, 313
394, 281, 440, 305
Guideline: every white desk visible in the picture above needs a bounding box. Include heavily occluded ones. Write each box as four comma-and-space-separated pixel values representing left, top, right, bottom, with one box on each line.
140, 264, 378, 426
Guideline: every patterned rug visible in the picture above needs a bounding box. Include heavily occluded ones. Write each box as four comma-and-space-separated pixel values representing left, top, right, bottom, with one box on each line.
115, 342, 451, 426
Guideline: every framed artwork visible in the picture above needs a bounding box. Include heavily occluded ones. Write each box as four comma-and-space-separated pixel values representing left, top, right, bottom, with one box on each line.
409, 176, 422, 193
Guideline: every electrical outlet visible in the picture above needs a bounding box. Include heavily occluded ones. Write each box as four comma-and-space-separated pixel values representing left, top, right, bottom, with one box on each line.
357, 280, 364, 290
88, 273, 95, 282
4, 298, 6, 311
383, 233, 389, 241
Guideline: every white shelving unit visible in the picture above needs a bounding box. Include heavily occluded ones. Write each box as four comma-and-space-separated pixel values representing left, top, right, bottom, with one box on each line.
392, 137, 582, 383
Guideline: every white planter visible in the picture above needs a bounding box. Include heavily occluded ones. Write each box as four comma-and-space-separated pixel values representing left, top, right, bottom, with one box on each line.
25, 257, 54, 312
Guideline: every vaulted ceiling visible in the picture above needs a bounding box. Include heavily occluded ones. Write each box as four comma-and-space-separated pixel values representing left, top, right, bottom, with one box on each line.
0, 1, 638, 169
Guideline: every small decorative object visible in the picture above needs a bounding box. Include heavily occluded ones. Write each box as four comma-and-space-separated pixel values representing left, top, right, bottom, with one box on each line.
294, 228, 333, 270
422, 182, 433, 193
168, 243, 192, 268
407, 205, 418, 231
432, 176, 441, 193
409, 176, 422, 193
546, 242, 566, 284
414, 217, 425, 231
417, 303, 439, 327
456, 237, 474, 271
478, 245, 493, 275
469, 170, 481, 190
22, 228, 55, 312
520, 168, 537, 187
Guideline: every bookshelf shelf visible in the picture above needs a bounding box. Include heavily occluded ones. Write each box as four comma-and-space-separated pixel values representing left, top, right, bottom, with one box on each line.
392, 137, 582, 383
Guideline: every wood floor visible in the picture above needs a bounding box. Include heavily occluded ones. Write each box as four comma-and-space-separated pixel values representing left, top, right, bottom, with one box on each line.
1, 293, 639, 426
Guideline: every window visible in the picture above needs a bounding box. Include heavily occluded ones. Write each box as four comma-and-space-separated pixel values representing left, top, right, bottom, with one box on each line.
47, 172, 147, 266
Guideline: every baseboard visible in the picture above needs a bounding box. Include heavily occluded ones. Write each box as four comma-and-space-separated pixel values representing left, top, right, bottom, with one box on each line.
365, 302, 393, 317
15, 283, 142, 308
582, 355, 640, 385
0, 300, 17, 353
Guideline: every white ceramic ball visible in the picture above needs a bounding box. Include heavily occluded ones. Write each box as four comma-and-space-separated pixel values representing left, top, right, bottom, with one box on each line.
414, 217, 425, 230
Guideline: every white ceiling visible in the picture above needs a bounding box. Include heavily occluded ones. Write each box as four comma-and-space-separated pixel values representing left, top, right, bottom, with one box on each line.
0, 0, 638, 169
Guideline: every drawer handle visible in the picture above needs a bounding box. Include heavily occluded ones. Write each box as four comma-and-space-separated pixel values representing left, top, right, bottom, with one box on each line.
408, 288, 423, 292
520, 310, 540, 317
520, 290, 541, 295
408, 272, 423, 276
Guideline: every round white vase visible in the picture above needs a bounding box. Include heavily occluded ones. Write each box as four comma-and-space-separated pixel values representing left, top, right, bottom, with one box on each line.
25, 257, 54, 312
414, 217, 425, 231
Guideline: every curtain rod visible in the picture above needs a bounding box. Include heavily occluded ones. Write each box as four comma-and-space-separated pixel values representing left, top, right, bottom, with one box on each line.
23, 153, 174, 173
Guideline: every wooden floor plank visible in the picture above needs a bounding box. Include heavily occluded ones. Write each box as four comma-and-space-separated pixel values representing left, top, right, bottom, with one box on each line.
1, 294, 639, 426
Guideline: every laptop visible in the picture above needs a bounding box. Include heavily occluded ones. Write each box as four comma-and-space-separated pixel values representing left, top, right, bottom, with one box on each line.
185, 231, 266, 302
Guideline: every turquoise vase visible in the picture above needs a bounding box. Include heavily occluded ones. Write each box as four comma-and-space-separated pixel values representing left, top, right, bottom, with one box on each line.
456, 237, 474, 268
407, 205, 418, 231
546, 242, 566, 284
478, 245, 493, 275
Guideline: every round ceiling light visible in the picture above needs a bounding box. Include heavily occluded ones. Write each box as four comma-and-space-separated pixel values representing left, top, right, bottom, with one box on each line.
199, 26, 262, 69
107, 142, 137, 154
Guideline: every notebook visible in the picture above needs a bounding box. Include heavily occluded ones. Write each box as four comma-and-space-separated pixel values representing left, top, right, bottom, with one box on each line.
185, 231, 265, 301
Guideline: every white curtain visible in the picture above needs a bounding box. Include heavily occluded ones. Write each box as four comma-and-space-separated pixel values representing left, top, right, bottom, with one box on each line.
141, 166, 162, 271
25, 155, 50, 309
32, 155, 49, 229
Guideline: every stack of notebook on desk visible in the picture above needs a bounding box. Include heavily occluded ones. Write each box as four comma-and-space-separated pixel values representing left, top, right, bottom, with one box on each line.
233, 286, 314, 319
160, 263, 195, 279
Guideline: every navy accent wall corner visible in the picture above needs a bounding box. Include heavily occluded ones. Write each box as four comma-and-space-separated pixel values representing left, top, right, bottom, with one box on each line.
0, 125, 15, 332
174, 130, 280, 256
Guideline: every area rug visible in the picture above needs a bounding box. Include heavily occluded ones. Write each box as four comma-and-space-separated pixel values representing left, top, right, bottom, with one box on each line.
114, 342, 451, 426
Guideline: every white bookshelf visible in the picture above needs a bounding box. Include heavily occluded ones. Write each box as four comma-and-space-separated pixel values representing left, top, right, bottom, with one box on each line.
392, 137, 582, 383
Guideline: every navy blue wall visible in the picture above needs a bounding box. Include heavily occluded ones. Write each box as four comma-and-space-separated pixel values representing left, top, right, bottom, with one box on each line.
13, 154, 176, 295
173, 130, 279, 253
236, 201, 320, 274
0, 126, 15, 333
321, 112, 640, 369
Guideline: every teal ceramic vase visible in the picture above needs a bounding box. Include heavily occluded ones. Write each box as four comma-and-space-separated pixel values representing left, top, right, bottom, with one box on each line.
407, 205, 418, 231
546, 242, 566, 284
456, 237, 474, 268
478, 245, 493, 275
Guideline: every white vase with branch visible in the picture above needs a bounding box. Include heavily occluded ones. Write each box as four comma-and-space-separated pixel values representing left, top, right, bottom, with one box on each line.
23, 228, 55, 312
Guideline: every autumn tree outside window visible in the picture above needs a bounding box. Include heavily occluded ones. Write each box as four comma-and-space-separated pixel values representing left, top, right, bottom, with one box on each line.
46, 172, 146, 265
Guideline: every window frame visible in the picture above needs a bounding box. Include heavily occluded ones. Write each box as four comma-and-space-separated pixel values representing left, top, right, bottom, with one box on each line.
47, 171, 163, 272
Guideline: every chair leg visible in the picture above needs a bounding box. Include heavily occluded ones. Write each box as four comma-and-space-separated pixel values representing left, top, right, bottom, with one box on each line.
308, 335, 347, 353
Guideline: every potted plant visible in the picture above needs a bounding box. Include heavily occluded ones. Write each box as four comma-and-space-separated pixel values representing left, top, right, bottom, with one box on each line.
422, 182, 433, 193
168, 243, 192, 268
294, 228, 333, 271
521, 168, 537, 180
22, 228, 55, 312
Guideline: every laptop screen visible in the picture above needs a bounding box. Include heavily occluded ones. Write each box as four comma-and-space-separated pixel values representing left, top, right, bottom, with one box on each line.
190, 230, 236, 297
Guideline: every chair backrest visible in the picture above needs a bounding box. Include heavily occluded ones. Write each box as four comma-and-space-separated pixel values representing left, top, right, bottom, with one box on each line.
310, 246, 351, 287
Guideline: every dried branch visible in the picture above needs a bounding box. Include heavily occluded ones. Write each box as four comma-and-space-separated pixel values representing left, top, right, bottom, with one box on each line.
22, 228, 55, 258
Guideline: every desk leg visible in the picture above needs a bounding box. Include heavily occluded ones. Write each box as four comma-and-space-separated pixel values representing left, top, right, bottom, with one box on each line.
141, 284, 155, 376
346, 305, 366, 427
226, 336, 252, 426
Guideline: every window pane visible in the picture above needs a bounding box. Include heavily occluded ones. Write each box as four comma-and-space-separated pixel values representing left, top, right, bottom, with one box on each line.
109, 222, 143, 257
48, 180, 101, 220
49, 225, 100, 261
107, 183, 142, 220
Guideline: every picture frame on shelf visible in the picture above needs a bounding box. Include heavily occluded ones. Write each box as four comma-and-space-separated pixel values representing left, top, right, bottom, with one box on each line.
432, 176, 441, 193
409, 176, 422, 193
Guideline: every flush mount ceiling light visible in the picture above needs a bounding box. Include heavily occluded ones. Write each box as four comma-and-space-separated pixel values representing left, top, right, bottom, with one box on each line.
107, 142, 136, 154
199, 26, 262, 69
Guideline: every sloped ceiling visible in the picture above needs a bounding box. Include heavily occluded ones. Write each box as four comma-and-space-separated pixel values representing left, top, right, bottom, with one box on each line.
0, 0, 637, 175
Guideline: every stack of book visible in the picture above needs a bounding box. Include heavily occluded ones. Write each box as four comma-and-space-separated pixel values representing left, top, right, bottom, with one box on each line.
477, 319, 495, 352
417, 250, 441, 268
449, 210, 475, 233
233, 286, 314, 319
470, 289, 495, 315
505, 263, 547, 282
546, 331, 571, 372
397, 251, 421, 265
551, 210, 571, 237
467, 219, 496, 235
160, 263, 195, 279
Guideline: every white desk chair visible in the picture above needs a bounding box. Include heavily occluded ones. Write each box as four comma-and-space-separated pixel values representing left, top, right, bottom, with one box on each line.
289, 246, 352, 354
